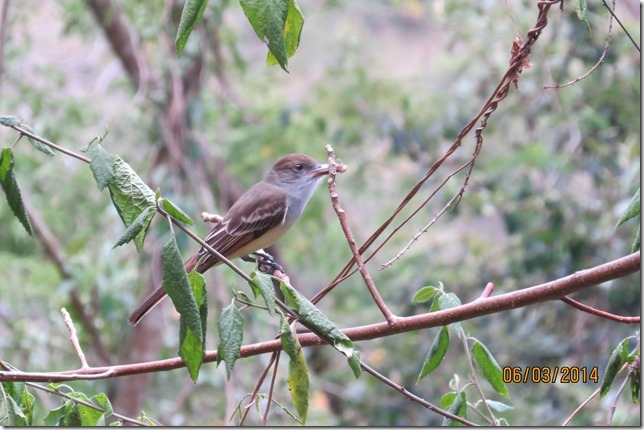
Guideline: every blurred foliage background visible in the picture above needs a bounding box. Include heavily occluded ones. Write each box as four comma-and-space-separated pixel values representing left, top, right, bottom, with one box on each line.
0, 0, 640, 426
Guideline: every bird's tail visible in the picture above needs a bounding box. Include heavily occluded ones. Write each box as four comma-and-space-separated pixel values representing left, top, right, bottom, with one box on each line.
127, 254, 199, 326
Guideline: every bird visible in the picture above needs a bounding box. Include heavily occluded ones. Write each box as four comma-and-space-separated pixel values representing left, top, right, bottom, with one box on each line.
128, 153, 347, 326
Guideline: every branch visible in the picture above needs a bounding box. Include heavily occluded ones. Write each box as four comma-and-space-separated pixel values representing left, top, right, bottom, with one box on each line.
85, 0, 146, 88
325, 144, 398, 324
1, 252, 638, 383
544, 0, 615, 89
61, 308, 90, 369
560, 296, 639, 323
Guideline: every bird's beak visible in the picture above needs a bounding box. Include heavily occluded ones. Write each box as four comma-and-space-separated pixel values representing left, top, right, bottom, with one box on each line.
310, 163, 348, 177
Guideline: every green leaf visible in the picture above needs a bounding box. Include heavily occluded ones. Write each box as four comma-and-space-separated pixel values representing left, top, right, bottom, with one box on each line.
89, 144, 115, 191
348, 351, 362, 379
107, 155, 156, 251
441, 390, 467, 426
471, 339, 509, 399
239, 0, 290, 72
600, 338, 629, 397
87, 393, 113, 426
266, 0, 304, 69
43, 403, 67, 426
18, 124, 56, 156
1, 381, 33, 426
0, 148, 33, 236
280, 281, 353, 358
179, 270, 207, 383
418, 326, 450, 382
112, 206, 156, 249
280, 314, 309, 424
217, 300, 245, 378
160, 197, 194, 225
0, 115, 20, 127
632, 226, 640, 252
175, 0, 209, 57
631, 366, 640, 404
412, 286, 438, 303
161, 234, 203, 345
431, 292, 462, 334
249, 271, 277, 316
1, 382, 27, 426
575, 0, 591, 33
616, 188, 640, 228
485, 399, 514, 413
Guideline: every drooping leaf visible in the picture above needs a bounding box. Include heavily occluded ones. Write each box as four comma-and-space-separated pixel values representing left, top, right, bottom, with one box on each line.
179, 270, 207, 382
471, 339, 509, 399
175, 0, 209, 57
160, 197, 193, 225
217, 300, 245, 378
239, 0, 290, 71
266, 0, 304, 69
616, 188, 640, 228
430, 291, 462, 334
485, 399, 514, 413
348, 351, 362, 379
632, 226, 640, 252
0, 148, 33, 236
89, 144, 115, 191
161, 234, 203, 345
43, 403, 68, 426
107, 155, 156, 251
280, 281, 353, 358
0, 383, 26, 426
18, 124, 56, 156
631, 366, 640, 404
600, 338, 629, 397
0, 115, 20, 127
575, 0, 591, 32
280, 314, 309, 424
249, 271, 277, 316
441, 390, 467, 426
418, 326, 450, 382
112, 206, 156, 249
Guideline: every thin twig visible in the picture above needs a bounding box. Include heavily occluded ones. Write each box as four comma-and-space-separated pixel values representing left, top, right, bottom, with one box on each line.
325, 144, 398, 325
359, 360, 477, 426
607, 364, 632, 425
461, 335, 496, 424
262, 351, 281, 425
480, 282, 495, 299
602, 0, 639, 52
560, 296, 639, 323
561, 387, 601, 426
10, 125, 91, 163
61, 308, 90, 369
544, 0, 616, 89
239, 353, 278, 425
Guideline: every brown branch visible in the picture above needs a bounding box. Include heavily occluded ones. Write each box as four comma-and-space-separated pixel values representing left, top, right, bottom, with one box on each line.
85, 0, 145, 89
325, 144, 397, 324
1, 251, 638, 383
544, 0, 615, 89
11, 125, 90, 163
61, 308, 90, 369
560, 296, 639, 323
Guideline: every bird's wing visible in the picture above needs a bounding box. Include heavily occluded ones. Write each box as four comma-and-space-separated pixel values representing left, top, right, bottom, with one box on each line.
193, 184, 288, 272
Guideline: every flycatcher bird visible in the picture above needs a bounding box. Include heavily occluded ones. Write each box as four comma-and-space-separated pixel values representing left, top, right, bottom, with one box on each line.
128, 153, 347, 326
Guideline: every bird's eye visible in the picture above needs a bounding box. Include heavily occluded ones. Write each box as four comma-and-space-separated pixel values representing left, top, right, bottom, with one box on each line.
293, 163, 304, 172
